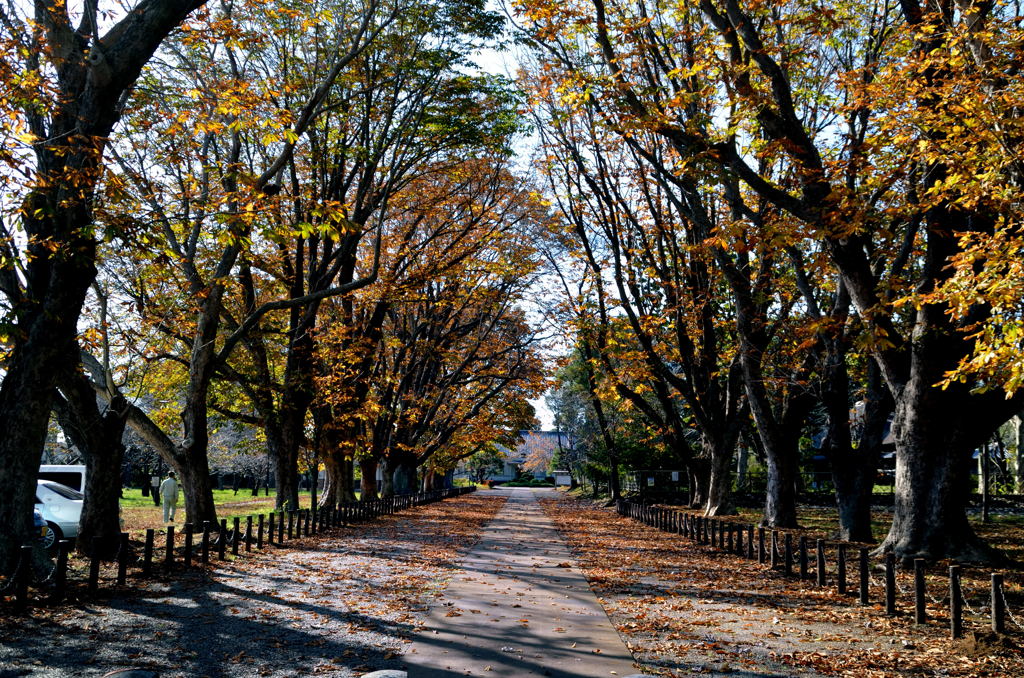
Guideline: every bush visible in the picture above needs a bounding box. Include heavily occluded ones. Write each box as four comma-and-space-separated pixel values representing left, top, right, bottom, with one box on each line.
503, 477, 555, 488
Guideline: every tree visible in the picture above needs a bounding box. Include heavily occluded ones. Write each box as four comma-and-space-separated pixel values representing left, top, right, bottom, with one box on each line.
90, 0, 391, 525
314, 159, 547, 498
516, 0, 1024, 560
0, 0, 215, 570
529, 87, 746, 512
466, 445, 507, 483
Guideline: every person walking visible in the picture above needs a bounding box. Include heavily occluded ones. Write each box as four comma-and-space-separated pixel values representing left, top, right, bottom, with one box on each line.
159, 471, 180, 523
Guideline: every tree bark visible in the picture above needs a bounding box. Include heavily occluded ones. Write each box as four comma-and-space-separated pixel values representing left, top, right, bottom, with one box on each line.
703, 436, 737, 516
704, 453, 734, 516
1013, 415, 1024, 493
52, 364, 128, 558
379, 457, 396, 498
359, 458, 379, 500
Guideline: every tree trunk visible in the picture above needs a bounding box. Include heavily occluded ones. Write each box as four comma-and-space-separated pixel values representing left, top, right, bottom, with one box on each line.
878, 378, 999, 562
0, 227, 95, 571
761, 439, 799, 528
825, 352, 890, 543
1013, 415, 1024, 493
736, 445, 749, 492
53, 362, 129, 558
608, 452, 621, 502
359, 458, 379, 500
688, 462, 707, 508
704, 438, 736, 516
400, 462, 418, 495
391, 460, 410, 495
270, 427, 300, 511
379, 457, 396, 498
176, 452, 217, 528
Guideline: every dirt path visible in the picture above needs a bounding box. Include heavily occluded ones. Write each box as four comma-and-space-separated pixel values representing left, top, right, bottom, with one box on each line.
0, 493, 506, 678
406, 488, 640, 677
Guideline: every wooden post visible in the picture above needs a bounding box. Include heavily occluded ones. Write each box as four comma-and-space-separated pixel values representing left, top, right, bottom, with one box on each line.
143, 529, 154, 576
165, 526, 175, 567
52, 540, 70, 604
14, 544, 32, 611
218, 519, 227, 560
837, 544, 847, 595
784, 533, 793, 577
267, 513, 275, 546
747, 525, 755, 560
304, 509, 311, 537
245, 516, 253, 552
727, 524, 734, 552
992, 573, 1005, 634
799, 536, 808, 580
816, 539, 826, 586
232, 517, 241, 556
758, 527, 765, 564
257, 514, 265, 549
287, 511, 294, 539
201, 521, 211, 564
117, 532, 130, 585
88, 537, 101, 595
885, 552, 896, 616
184, 523, 194, 567
950, 565, 963, 639
770, 530, 777, 568
859, 548, 870, 605
278, 511, 285, 541
914, 558, 927, 624
735, 524, 743, 555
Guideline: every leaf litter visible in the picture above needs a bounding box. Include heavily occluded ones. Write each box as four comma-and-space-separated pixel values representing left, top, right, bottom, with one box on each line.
538, 494, 1024, 678
0, 493, 506, 677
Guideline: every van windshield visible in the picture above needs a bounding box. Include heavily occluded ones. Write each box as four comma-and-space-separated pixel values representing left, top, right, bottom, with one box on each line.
41, 482, 84, 500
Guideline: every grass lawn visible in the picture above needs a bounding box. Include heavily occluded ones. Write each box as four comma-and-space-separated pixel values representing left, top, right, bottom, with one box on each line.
119, 488, 324, 534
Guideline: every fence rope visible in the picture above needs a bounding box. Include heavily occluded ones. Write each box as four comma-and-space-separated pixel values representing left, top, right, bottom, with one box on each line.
927, 586, 951, 606
999, 587, 1024, 631
960, 581, 983, 616
35, 554, 59, 585
0, 560, 19, 594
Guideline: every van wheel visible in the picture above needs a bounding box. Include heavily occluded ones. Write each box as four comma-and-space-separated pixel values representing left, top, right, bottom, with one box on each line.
42, 522, 63, 551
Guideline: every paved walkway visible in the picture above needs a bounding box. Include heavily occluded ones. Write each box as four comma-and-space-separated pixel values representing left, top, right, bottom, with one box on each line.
405, 488, 640, 677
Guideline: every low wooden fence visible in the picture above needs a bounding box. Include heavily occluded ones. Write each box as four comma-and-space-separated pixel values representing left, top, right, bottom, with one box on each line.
617, 499, 1022, 639
1, 487, 476, 613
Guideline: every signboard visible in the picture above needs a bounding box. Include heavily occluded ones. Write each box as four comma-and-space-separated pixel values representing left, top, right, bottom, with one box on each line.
671, 471, 679, 482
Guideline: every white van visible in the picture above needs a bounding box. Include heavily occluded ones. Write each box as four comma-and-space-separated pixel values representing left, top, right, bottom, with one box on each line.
38, 464, 87, 494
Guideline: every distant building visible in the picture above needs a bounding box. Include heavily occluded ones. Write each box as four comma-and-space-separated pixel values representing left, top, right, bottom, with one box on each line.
490, 430, 568, 482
